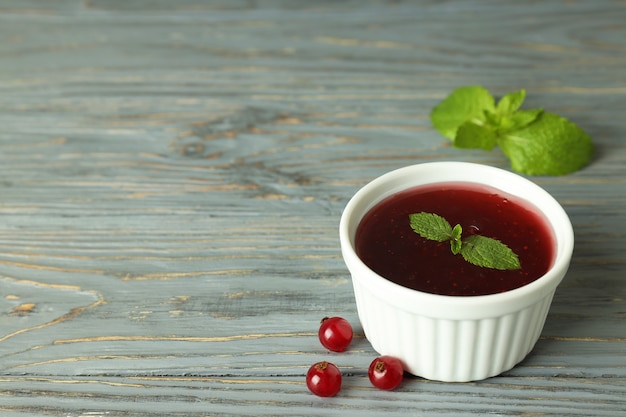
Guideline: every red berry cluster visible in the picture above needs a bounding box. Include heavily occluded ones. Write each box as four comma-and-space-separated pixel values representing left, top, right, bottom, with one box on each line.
306, 316, 404, 397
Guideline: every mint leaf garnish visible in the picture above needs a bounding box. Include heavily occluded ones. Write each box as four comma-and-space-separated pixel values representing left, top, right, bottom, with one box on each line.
450, 224, 463, 255
409, 212, 453, 242
409, 212, 521, 271
460, 235, 521, 270
430, 86, 594, 175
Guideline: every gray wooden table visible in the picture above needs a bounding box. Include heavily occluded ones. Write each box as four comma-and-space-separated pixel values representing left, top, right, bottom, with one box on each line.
1, 1, 625, 415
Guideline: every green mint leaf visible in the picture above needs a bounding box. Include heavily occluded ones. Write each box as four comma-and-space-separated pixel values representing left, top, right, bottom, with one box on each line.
499, 111, 594, 175
450, 224, 462, 255
460, 235, 521, 270
409, 212, 452, 242
483, 109, 501, 127
430, 86, 495, 140
496, 89, 526, 115
430, 85, 594, 176
454, 121, 497, 150
409, 212, 522, 271
501, 108, 543, 132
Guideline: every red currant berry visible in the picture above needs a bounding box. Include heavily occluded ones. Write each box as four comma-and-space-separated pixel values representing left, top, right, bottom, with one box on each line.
318, 316, 353, 352
368, 356, 404, 390
306, 361, 342, 397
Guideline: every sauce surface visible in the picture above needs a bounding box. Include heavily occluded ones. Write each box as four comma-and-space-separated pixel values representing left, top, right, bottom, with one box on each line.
355, 182, 555, 296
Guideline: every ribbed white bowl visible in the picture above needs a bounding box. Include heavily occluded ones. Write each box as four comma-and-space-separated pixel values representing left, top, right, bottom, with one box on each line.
340, 162, 574, 382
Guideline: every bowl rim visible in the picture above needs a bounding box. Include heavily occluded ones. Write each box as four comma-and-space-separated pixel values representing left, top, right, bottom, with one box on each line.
339, 162, 574, 319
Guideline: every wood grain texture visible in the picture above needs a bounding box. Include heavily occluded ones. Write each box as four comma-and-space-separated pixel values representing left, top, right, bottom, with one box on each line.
0, 0, 625, 415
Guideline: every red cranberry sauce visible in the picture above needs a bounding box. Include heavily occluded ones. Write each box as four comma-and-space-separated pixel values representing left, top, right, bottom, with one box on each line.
355, 182, 555, 296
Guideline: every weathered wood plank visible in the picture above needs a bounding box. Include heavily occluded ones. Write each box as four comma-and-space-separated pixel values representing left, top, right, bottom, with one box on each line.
1, 375, 626, 417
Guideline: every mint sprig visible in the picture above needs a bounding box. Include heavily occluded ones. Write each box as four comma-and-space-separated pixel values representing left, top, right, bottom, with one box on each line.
430, 86, 594, 175
409, 212, 521, 270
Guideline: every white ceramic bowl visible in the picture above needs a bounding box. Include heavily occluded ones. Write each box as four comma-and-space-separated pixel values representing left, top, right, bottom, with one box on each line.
339, 162, 574, 382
